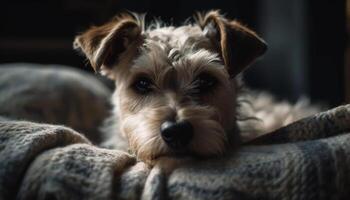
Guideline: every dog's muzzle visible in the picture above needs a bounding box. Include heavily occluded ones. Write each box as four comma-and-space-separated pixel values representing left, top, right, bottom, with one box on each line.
160, 120, 193, 149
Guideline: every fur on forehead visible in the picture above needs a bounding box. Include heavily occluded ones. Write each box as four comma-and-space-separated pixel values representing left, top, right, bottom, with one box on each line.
125, 43, 226, 87
136, 43, 222, 70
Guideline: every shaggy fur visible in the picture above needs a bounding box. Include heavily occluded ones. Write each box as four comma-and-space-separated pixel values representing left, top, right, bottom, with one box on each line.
74, 11, 319, 165
237, 91, 322, 141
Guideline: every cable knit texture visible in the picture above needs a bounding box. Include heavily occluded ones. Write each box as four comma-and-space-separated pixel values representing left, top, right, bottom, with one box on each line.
0, 64, 350, 200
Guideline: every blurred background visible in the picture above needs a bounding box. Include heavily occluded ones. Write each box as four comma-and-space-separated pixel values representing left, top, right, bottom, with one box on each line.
0, 0, 347, 107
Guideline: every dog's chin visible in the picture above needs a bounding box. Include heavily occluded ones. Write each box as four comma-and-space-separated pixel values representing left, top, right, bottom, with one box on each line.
139, 149, 214, 166
153, 151, 192, 160
137, 140, 228, 165
155, 149, 225, 160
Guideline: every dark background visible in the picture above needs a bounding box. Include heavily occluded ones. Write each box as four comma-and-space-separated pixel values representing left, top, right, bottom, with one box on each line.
0, 0, 346, 107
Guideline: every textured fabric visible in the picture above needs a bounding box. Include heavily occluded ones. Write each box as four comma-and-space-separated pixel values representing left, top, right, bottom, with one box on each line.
0, 105, 349, 199
0, 63, 112, 143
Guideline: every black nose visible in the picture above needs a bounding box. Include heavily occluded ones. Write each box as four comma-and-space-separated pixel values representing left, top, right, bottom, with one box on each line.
160, 120, 193, 149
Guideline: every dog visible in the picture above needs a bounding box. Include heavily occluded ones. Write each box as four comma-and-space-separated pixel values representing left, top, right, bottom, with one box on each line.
73, 11, 320, 167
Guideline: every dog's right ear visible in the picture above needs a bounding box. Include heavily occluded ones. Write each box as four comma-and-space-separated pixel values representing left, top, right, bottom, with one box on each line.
197, 11, 267, 78
73, 14, 143, 75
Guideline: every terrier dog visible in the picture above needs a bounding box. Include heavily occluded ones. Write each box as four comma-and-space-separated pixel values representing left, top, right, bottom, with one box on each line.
73, 11, 318, 166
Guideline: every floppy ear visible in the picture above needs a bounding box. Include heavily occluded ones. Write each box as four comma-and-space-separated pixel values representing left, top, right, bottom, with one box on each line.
198, 11, 267, 77
73, 14, 143, 74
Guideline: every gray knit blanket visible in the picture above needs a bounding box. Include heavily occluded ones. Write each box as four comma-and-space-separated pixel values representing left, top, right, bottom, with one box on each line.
1, 64, 350, 200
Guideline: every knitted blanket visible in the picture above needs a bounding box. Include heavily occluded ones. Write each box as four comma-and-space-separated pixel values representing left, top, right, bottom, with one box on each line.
1, 104, 350, 200
1, 64, 350, 200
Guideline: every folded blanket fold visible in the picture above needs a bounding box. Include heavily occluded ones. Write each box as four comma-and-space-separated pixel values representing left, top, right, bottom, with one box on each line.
0, 121, 89, 199
18, 144, 136, 200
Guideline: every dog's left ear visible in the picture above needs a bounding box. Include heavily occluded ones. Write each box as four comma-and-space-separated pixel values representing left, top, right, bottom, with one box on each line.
73, 14, 143, 76
198, 11, 267, 77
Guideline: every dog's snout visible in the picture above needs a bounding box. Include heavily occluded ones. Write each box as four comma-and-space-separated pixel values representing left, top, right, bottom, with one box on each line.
160, 120, 193, 149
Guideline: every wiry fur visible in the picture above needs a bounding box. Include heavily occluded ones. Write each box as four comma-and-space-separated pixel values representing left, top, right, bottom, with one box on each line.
108, 34, 239, 162
74, 11, 319, 166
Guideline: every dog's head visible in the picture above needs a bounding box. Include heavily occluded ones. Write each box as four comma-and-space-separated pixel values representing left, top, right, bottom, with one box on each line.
74, 11, 267, 162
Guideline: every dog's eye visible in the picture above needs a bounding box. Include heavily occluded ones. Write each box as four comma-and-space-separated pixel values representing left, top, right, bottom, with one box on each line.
133, 77, 153, 94
193, 73, 218, 94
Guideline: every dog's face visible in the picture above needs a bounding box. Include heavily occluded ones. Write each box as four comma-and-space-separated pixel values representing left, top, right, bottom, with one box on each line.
74, 11, 266, 162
